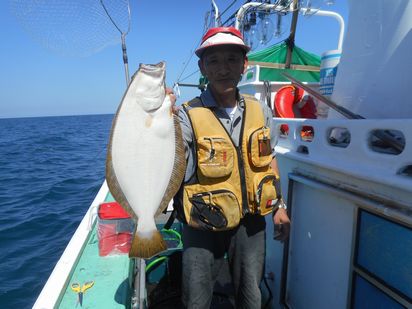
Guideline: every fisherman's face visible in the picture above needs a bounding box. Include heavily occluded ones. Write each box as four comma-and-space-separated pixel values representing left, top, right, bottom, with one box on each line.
199, 45, 247, 98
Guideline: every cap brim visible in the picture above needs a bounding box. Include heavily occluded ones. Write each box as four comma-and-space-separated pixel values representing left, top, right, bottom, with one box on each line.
195, 43, 250, 57
195, 31, 250, 58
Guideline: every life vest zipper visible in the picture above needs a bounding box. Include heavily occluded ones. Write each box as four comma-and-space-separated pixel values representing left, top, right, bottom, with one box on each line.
209, 108, 249, 216
193, 189, 234, 197
237, 107, 249, 216
203, 137, 225, 160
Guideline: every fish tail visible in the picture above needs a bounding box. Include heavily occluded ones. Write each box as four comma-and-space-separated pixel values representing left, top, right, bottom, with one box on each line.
129, 229, 167, 258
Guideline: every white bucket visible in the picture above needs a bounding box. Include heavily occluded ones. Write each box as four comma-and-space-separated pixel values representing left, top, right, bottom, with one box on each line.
318, 49, 341, 118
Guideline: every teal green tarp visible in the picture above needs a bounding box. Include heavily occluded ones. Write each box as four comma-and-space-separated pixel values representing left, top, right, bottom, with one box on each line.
247, 42, 321, 82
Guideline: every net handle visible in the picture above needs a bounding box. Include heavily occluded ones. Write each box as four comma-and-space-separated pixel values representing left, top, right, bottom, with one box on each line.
100, 0, 131, 85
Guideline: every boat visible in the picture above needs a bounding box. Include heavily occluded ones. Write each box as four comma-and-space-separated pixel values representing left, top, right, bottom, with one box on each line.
33, 1, 412, 308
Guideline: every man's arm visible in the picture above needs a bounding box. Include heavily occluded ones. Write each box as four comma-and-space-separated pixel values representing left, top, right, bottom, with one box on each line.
271, 150, 291, 242
258, 98, 291, 241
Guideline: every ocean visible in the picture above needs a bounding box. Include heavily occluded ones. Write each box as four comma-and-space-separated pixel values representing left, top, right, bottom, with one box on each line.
0, 114, 114, 308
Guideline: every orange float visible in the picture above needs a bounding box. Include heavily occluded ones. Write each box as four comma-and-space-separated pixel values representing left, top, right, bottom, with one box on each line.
274, 85, 317, 138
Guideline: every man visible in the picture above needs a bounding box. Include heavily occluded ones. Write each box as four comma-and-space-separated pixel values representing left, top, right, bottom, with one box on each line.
175, 27, 290, 309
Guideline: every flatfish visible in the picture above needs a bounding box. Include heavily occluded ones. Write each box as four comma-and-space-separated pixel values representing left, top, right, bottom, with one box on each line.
106, 61, 185, 258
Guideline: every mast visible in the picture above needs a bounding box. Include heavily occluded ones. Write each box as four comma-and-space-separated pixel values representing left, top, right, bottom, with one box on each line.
285, 0, 299, 69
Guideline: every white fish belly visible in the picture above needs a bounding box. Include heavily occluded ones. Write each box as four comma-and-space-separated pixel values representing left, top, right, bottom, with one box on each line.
111, 95, 175, 223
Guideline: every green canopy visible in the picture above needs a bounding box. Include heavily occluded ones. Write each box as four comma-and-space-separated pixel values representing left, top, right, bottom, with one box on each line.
247, 42, 321, 82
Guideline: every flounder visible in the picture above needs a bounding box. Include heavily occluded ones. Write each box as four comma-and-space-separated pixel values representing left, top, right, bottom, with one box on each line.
106, 61, 185, 258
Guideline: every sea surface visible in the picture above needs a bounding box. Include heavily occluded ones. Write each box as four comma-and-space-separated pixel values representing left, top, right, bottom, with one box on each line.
0, 114, 114, 308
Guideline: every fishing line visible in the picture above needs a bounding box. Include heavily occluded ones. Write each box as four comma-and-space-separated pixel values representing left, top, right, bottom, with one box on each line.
218, 0, 239, 21
175, 1, 241, 88
175, 1, 215, 86
175, 45, 201, 85
175, 2, 278, 91
178, 69, 201, 84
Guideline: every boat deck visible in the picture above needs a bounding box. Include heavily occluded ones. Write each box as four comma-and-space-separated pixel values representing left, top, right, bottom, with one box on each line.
58, 193, 134, 308
53, 189, 272, 308
56, 193, 189, 309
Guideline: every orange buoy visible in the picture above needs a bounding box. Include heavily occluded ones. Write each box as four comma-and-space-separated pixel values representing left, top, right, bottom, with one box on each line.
274, 85, 317, 137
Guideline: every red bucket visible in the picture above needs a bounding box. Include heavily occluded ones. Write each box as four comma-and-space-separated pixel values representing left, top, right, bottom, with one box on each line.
97, 202, 135, 256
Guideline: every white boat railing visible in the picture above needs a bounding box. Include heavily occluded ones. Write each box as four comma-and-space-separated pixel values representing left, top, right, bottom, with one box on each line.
32, 181, 109, 309
274, 118, 412, 205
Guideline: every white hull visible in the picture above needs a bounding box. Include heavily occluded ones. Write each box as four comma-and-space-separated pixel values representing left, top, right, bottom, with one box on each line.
264, 117, 412, 308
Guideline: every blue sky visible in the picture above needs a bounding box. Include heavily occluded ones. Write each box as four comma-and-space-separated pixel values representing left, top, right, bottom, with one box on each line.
0, 0, 348, 119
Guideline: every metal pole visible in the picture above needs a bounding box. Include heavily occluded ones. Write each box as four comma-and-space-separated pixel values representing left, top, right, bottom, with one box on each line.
283, 72, 362, 119
121, 34, 130, 86
285, 0, 299, 69
299, 8, 345, 50
211, 0, 221, 26
138, 258, 146, 308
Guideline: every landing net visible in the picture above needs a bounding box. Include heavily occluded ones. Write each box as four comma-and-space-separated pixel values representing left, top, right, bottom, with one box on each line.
9, 0, 130, 58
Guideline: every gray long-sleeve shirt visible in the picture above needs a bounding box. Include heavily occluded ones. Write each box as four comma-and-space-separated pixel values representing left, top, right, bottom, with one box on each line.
178, 88, 277, 182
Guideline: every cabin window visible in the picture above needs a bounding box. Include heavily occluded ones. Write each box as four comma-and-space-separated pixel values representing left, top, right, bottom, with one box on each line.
368, 129, 405, 155
296, 145, 309, 154
352, 275, 405, 309
351, 210, 412, 307
397, 165, 412, 178
278, 123, 289, 139
246, 71, 254, 81
299, 125, 314, 142
327, 127, 350, 148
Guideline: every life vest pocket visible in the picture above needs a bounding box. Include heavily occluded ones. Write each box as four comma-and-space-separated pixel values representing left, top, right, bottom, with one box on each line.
248, 127, 273, 167
252, 173, 281, 216
197, 136, 234, 178
183, 184, 241, 231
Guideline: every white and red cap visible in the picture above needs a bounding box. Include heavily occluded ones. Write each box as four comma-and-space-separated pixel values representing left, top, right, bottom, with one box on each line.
195, 26, 250, 58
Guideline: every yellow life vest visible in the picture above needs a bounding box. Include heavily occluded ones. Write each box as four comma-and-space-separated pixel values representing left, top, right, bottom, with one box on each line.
180, 95, 281, 231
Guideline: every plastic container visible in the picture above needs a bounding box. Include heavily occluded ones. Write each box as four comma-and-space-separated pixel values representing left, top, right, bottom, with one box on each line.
97, 202, 135, 256
319, 49, 341, 96
318, 49, 341, 118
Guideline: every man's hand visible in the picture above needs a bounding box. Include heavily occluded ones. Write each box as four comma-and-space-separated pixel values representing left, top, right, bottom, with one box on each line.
273, 207, 291, 242
166, 88, 179, 114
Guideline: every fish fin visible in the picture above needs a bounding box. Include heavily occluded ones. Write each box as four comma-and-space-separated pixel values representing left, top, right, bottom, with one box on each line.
129, 230, 167, 258
155, 115, 187, 216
